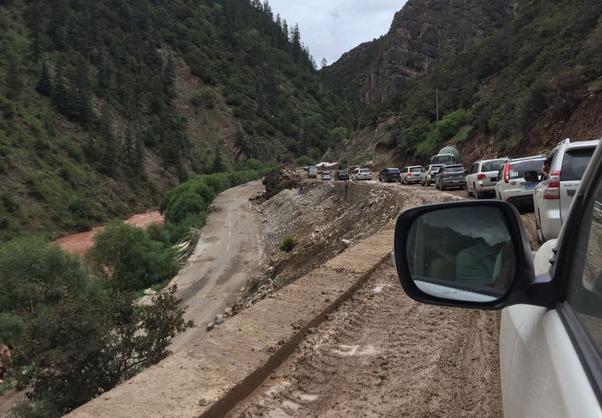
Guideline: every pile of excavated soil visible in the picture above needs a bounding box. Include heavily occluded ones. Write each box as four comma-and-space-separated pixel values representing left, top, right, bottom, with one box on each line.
229, 263, 502, 418
244, 182, 400, 305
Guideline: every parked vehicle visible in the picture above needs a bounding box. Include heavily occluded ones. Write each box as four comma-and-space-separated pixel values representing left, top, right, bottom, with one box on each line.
534, 138, 600, 242
400, 166, 423, 185
307, 166, 318, 179
466, 158, 507, 199
495, 156, 546, 208
392, 137, 602, 417
434, 164, 466, 190
352, 168, 372, 181
430, 146, 460, 166
321, 171, 332, 181
420, 164, 444, 186
335, 169, 350, 181
379, 168, 401, 183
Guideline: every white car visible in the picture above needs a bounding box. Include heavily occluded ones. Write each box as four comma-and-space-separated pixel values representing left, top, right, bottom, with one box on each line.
534, 138, 600, 242
400, 166, 423, 185
420, 164, 443, 186
495, 155, 546, 208
393, 139, 602, 416
352, 168, 372, 181
466, 158, 507, 199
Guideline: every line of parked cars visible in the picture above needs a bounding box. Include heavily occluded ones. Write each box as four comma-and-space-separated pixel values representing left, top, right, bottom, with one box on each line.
394, 138, 600, 243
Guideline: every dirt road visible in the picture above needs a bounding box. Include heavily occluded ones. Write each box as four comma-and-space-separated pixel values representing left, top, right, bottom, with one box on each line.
229, 262, 502, 418
168, 181, 265, 352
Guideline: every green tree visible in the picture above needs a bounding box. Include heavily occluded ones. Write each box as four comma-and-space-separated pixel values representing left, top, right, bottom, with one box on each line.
36, 60, 53, 97
85, 222, 178, 292
212, 148, 227, 173
98, 104, 118, 176
5, 54, 23, 100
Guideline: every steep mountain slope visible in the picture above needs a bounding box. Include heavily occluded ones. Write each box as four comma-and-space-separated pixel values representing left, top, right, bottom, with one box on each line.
322, 0, 513, 104
328, 0, 602, 166
0, 0, 350, 240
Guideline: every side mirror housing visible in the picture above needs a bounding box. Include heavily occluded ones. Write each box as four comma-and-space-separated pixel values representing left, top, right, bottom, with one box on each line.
524, 171, 540, 183
393, 201, 558, 309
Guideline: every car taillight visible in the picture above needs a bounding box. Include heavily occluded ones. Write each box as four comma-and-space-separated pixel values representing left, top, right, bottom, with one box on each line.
477, 174, 487, 180
544, 170, 561, 200
503, 162, 510, 183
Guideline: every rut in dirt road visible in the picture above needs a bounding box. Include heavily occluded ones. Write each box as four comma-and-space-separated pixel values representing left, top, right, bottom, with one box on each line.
229, 263, 502, 418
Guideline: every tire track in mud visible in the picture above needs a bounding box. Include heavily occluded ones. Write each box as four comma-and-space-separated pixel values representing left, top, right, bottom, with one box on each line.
228, 264, 502, 418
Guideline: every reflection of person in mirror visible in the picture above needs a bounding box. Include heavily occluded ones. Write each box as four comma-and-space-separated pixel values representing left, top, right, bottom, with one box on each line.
456, 240, 513, 289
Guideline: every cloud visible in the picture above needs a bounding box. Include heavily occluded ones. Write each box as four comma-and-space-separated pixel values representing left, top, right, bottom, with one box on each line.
268, 1, 407, 64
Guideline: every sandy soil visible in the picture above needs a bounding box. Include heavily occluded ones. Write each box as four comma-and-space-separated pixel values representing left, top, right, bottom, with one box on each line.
55, 211, 164, 255
228, 263, 502, 418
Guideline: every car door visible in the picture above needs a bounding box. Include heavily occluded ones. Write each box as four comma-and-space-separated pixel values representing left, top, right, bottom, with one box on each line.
467, 163, 478, 191
501, 163, 602, 417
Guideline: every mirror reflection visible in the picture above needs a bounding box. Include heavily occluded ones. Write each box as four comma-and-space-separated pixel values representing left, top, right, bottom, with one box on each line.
406, 206, 516, 302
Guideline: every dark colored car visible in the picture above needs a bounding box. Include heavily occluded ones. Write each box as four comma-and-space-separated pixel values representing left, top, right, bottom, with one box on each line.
335, 169, 350, 181
435, 164, 466, 190
379, 168, 401, 183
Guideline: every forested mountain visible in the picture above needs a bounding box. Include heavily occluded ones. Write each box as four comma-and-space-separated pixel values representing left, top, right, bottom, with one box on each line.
324, 0, 602, 166
0, 0, 350, 240
321, 0, 513, 104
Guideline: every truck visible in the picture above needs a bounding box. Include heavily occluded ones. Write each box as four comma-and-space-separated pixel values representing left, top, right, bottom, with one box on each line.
430, 146, 460, 166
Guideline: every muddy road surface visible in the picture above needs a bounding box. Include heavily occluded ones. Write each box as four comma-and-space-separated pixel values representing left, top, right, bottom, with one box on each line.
168, 181, 265, 352
229, 262, 502, 418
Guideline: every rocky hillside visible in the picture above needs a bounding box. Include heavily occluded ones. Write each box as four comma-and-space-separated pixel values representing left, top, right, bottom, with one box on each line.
0, 0, 350, 240
325, 0, 602, 167
321, 0, 513, 104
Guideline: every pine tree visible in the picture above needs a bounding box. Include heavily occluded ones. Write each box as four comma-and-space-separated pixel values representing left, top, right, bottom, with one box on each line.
162, 57, 176, 102
51, 61, 70, 115
98, 104, 118, 177
291, 24, 302, 61
5, 54, 23, 100
212, 148, 227, 173
122, 130, 144, 177
36, 60, 53, 96
70, 54, 93, 126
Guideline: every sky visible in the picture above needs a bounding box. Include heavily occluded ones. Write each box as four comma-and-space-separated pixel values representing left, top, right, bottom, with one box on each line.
267, 1, 407, 65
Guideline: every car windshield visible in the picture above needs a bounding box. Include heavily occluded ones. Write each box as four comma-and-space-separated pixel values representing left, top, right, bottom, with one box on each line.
561, 147, 596, 181
389, 168, 400, 173
445, 166, 464, 173
509, 159, 545, 180
482, 159, 506, 172
360, 169, 370, 173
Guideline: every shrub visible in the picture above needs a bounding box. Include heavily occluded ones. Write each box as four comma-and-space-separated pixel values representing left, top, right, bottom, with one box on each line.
296, 155, 316, 167
279, 236, 297, 253
191, 88, 216, 109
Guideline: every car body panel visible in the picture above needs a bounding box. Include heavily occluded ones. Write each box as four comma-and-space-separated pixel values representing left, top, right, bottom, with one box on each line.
401, 166, 423, 184
435, 165, 465, 190
353, 168, 372, 181
501, 305, 602, 418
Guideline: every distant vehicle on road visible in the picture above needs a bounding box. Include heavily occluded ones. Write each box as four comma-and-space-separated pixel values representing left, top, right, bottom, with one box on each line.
495, 156, 546, 209
430, 146, 460, 166
400, 166, 423, 185
534, 138, 600, 242
392, 136, 602, 418
466, 158, 507, 199
420, 164, 444, 186
434, 164, 466, 190
352, 168, 372, 181
379, 168, 401, 183
335, 169, 350, 181
308, 166, 318, 178
321, 171, 332, 181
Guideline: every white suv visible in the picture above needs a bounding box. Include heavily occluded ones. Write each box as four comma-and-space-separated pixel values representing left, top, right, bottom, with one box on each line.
534, 138, 600, 242
466, 158, 507, 199
352, 168, 372, 181
495, 155, 546, 208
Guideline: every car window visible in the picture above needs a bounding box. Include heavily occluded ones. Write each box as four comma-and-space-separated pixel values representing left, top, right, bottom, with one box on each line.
561, 147, 595, 181
482, 159, 506, 173
567, 176, 602, 356
470, 164, 478, 174
509, 159, 546, 180
410, 167, 422, 173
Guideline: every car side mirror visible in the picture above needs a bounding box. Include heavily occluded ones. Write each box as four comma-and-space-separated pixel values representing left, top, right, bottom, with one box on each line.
524, 171, 540, 183
464, 170, 469, 175
393, 201, 552, 309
